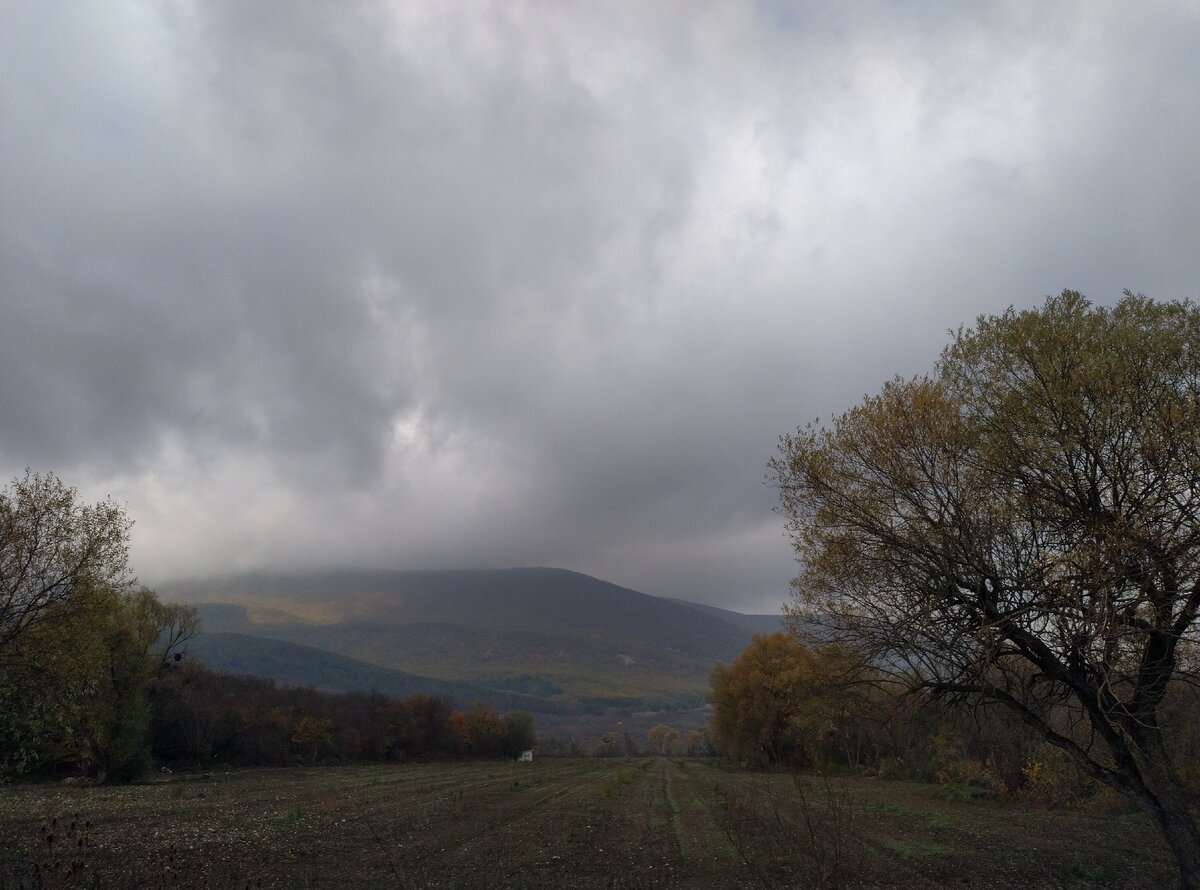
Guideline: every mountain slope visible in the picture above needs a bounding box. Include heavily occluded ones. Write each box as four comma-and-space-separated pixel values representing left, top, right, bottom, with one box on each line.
169, 567, 779, 711
664, 598, 786, 635
188, 632, 569, 713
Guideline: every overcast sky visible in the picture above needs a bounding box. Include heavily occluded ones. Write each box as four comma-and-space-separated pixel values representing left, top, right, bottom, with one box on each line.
3, 1, 1198, 613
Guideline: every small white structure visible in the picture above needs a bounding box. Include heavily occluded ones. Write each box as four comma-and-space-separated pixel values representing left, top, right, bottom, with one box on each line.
517, 749, 534, 762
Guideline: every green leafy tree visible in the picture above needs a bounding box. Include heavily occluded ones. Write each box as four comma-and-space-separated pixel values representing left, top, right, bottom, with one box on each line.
0, 471, 134, 774
86, 589, 198, 781
771, 292, 1200, 886
0, 473, 195, 780
0, 589, 109, 774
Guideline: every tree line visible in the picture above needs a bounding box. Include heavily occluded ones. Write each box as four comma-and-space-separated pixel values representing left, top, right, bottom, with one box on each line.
708, 631, 1200, 802
152, 665, 536, 767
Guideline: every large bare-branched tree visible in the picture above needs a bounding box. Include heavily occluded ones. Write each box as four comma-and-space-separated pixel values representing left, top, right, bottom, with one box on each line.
771, 291, 1200, 886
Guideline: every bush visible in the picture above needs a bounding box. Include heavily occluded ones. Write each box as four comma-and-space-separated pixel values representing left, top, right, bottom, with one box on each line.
934, 757, 1002, 795
875, 756, 908, 780
1020, 746, 1094, 808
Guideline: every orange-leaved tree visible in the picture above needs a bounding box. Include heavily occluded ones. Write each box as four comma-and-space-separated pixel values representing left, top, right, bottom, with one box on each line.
709, 632, 818, 766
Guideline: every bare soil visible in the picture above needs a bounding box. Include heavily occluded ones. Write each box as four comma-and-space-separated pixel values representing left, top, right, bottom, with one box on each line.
0, 759, 1178, 888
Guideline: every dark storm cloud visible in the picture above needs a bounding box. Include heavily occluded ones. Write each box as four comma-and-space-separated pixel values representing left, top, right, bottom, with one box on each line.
2, 1, 1198, 612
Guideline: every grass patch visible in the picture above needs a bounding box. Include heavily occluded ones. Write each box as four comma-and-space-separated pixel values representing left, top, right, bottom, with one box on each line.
1066, 860, 1119, 885
923, 781, 995, 802
877, 836, 962, 858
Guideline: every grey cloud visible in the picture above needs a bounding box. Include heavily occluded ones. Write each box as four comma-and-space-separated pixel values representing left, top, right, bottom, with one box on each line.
2, 0, 1198, 610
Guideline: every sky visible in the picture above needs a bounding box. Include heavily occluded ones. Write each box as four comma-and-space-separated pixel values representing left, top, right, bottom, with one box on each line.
2, 1, 1199, 614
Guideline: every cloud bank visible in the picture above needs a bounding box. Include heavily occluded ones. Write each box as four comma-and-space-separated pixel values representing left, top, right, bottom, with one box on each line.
3, 1, 1198, 612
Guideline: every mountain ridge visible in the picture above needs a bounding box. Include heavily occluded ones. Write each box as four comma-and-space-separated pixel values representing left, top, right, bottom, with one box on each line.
168, 567, 784, 713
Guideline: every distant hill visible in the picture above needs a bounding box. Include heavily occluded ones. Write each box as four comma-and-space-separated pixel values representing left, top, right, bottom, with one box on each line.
188, 632, 570, 713
663, 598, 786, 635
167, 567, 784, 713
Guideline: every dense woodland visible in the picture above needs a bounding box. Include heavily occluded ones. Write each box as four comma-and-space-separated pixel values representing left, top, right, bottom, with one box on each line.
152, 664, 536, 766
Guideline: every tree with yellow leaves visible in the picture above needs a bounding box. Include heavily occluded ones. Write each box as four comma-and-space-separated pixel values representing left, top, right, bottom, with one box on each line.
771, 292, 1200, 887
709, 632, 817, 766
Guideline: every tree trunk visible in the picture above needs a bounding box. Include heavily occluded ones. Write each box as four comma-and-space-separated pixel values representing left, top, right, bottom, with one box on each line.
1140, 785, 1200, 890
1127, 732, 1200, 890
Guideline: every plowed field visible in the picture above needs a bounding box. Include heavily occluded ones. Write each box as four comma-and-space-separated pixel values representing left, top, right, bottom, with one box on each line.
0, 759, 1178, 888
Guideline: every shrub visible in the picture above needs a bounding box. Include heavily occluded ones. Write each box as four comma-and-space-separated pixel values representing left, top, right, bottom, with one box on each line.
1020, 746, 1094, 808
